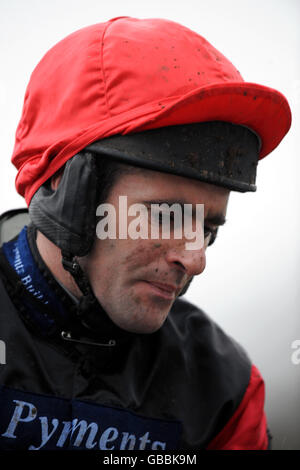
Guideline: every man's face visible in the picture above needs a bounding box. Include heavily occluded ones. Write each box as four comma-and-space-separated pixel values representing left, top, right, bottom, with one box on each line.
79, 169, 230, 334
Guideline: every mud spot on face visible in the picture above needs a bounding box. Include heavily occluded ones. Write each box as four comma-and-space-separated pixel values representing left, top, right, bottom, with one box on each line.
133, 294, 142, 305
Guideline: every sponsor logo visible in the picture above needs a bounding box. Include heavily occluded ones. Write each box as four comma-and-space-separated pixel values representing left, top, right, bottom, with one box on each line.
11, 244, 48, 304
0, 388, 181, 450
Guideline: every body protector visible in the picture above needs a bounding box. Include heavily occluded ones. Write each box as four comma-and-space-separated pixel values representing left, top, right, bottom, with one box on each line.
11, 17, 291, 330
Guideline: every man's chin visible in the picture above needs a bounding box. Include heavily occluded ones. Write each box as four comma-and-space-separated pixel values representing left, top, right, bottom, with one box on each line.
98, 288, 174, 334
111, 309, 171, 335
124, 322, 166, 335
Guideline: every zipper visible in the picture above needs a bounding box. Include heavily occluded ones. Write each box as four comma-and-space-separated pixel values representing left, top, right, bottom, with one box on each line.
61, 330, 116, 348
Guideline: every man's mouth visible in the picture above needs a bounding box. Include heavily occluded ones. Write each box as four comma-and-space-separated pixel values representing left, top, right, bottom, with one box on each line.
142, 280, 179, 300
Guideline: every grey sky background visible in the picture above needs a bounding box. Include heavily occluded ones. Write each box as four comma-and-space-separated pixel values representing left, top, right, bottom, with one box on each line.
0, 0, 299, 449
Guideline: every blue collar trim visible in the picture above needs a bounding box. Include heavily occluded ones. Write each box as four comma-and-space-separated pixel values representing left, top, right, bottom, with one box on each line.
2, 226, 68, 332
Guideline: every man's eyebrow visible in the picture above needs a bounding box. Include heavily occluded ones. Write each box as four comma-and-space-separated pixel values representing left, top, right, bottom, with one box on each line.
143, 199, 186, 207
142, 199, 226, 226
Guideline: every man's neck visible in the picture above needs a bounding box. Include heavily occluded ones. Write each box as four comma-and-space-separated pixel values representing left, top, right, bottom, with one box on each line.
36, 230, 82, 300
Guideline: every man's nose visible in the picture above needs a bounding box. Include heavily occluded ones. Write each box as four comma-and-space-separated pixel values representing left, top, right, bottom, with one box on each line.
165, 241, 207, 277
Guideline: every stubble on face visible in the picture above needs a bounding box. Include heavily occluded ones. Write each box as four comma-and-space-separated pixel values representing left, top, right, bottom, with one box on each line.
78, 168, 229, 335
81, 237, 187, 334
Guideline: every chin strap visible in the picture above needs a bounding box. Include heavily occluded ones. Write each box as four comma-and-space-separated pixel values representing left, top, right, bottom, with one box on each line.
61, 252, 103, 324
61, 251, 134, 346
61, 253, 94, 299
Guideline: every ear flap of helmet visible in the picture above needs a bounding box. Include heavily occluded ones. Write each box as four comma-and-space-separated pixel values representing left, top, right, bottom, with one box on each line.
29, 152, 99, 257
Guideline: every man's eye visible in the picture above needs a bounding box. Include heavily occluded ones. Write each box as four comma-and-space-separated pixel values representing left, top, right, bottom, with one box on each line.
157, 213, 176, 224
204, 226, 218, 246
153, 215, 218, 246
204, 226, 212, 237
156, 213, 166, 224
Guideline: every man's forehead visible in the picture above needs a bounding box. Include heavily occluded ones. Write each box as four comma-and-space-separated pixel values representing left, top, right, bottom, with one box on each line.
111, 167, 229, 205
114, 164, 229, 192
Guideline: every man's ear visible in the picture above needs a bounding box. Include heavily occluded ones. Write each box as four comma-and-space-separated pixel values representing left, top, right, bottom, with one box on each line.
51, 167, 65, 190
